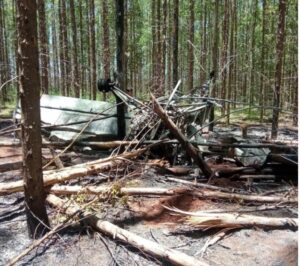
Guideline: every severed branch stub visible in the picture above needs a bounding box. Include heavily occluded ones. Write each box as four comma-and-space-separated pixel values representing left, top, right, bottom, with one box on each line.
151, 94, 212, 177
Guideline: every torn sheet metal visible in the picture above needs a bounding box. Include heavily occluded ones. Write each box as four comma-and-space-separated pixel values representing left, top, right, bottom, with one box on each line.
15, 94, 131, 141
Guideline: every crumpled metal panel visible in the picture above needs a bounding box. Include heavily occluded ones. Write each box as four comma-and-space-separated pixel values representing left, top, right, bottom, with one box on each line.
16, 94, 130, 141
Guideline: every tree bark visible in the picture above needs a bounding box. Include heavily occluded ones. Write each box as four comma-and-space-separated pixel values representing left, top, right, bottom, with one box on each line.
51, 0, 59, 92
220, 0, 230, 114
101, 0, 111, 101
187, 0, 195, 92
209, 0, 219, 131
69, 0, 80, 97
89, 0, 97, 100
115, 0, 126, 139
37, 0, 49, 94
172, 0, 179, 88
58, 0, 65, 95
16, 0, 49, 239
259, 0, 267, 122
271, 0, 287, 139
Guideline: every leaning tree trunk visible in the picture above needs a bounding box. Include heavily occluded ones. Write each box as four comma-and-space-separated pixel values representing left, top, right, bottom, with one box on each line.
271, 0, 286, 139
16, 0, 49, 239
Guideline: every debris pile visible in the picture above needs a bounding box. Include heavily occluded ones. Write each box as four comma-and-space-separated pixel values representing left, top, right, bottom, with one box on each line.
0, 83, 298, 265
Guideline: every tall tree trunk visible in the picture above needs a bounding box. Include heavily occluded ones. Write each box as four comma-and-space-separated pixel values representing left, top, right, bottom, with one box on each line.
115, 0, 126, 139
271, 0, 286, 139
199, 0, 207, 86
61, 0, 69, 96
167, 0, 172, 92
248, 0, 258, 113
172, 0, 179, 88
79, 0, 85, 97
58, 0, 65, 95
0, 0, 9, 101
13, 0, 20, 96
16, 0, 49, 239
156, 0, 163, 96
37, 0, 49, 94
89, 0, 96, 100
209, 0, 219, 131
259, 0, 267, 122
232, 0, 237, 109
226, 1, 235, 125
51, 0, 59, 92
187, 0, 195, 92
101, 0, 111, 100
162, 0, 167, 93
69, 0, 80, 97
220, 0, 230, 115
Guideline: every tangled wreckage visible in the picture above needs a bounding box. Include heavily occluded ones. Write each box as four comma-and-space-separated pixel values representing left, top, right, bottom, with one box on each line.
13, 77, 298, 181
0, 78, 298, 265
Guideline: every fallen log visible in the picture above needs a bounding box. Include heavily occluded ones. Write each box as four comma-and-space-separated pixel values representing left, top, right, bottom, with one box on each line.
49, 184, 297, 204
193, 190, 297, 204
50, 184, 182, 196
46, 194, 210, 266
151, 94, 212, 177
165, 207, 298, 229
2, 138, 297, 151
0, 148, 146, 196
166, 177, 233, 193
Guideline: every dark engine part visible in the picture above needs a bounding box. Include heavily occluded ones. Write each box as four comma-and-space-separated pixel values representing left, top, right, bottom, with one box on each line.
97, 78, 114, 93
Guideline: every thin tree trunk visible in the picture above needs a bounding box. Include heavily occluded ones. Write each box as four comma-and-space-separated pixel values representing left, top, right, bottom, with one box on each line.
79, 0, 84, 97
16, 0, 49, 239
199, 0, 207, 86
101, 0, 111, 101
162, 0, 167, 93
226, 1, 235, 125
61, 0, 69, 96
89, 0, 96, 100
37, 0, 49, 94
221, 0, 230, 115
115, 0, 126, 139
187, 0, 195, 92
209, 0, 219, 131
0, 0, 9, 100
259, 0, 267, 122
271, 0, 287, 139
58, 0, 65, 95
50, 0, 58, 92
172, 0, 179, 88
248, 0, 258, 113
69, 0, 80, 97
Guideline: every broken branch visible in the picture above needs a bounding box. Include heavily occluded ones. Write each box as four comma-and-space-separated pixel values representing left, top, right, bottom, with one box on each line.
151, 94, 212, 177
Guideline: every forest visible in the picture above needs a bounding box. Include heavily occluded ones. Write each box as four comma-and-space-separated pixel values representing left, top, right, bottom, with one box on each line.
0, 0, 298, 265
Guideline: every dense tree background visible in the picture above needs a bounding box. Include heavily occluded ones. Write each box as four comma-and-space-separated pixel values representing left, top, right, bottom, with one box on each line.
0, 0, 297, 123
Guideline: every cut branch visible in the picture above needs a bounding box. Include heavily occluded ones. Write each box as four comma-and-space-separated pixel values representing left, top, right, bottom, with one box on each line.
49, 184, 297, 204
0, 148, 146, 196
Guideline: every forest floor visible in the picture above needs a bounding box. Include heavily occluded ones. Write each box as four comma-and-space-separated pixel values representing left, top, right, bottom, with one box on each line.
0, 119, 298, 266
